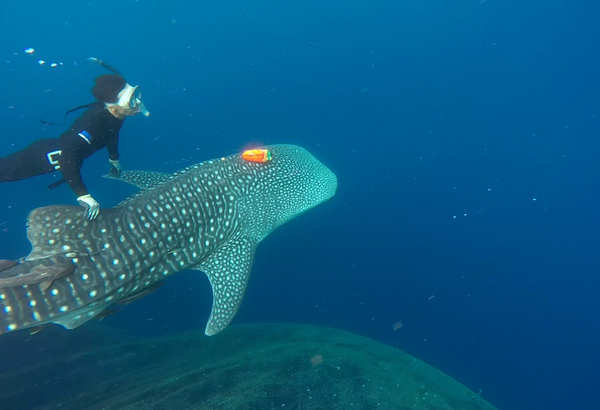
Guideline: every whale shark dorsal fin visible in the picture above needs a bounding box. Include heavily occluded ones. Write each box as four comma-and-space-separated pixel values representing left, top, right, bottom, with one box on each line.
104, 170, 171, 191
194, 234, 257, 336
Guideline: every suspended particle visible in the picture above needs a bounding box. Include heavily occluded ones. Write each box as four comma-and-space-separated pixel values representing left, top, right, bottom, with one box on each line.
50, 63, 58, 68
38, 60, 45, 65
24, 48, 35, 54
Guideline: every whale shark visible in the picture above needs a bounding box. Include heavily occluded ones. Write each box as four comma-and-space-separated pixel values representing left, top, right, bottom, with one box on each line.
0, 144, 337, 336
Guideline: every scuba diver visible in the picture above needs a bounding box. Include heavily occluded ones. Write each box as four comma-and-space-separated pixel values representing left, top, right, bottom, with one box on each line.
0, 58, 149, 220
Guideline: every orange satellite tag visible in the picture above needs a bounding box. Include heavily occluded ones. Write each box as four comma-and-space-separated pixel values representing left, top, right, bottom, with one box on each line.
241, 149, 272, 163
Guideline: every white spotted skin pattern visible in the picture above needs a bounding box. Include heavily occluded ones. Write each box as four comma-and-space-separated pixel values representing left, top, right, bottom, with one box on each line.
0, 145, 337, 335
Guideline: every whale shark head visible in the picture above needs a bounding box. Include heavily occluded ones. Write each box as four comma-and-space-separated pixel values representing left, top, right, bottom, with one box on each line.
237, 144, 338, 241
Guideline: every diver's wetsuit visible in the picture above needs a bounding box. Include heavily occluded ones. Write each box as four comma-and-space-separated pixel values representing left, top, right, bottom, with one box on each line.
0, 102, 124, 197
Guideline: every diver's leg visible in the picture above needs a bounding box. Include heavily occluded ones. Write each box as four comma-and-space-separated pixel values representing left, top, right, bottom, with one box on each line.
0, 139, 57, 182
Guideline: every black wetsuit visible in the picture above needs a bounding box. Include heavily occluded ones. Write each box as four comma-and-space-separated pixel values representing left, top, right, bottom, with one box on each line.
0, 102, 124, 197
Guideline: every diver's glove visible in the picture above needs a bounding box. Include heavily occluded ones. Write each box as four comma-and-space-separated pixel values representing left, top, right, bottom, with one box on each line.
108, 159, 122, 178
77, 194, 100, 220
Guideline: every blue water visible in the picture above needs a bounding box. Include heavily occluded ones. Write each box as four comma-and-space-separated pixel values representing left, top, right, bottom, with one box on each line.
1, 1, 599, 409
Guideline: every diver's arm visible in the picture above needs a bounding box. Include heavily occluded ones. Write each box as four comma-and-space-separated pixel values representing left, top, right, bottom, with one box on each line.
57, 130, 92, 197
59, 150, 100, 220
57, 105, 101, 197
58, 151, 88, 198
106, 133, 120, 161
105, 133, 121, 177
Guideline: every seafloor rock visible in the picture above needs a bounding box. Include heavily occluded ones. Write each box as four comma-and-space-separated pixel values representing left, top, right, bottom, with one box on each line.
0, 323, 498, 410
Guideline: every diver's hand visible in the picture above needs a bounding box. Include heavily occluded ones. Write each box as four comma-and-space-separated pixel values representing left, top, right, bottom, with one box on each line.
77, 194, 100, 220
108, 159, 122, 178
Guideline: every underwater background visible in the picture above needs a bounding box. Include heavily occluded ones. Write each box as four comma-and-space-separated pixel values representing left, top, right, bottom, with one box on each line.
0, 1, 598, 409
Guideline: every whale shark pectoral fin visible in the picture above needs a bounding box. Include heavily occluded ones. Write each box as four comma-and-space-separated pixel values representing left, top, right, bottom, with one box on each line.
103, 170, 171, 191
195, 234, 258, 336
52, 305, 109, 329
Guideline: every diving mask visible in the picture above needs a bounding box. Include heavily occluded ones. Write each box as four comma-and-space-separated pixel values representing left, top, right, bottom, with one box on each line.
109, 83, 150, 117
